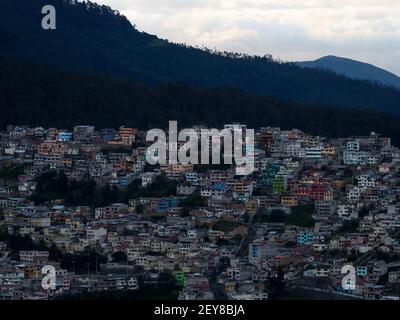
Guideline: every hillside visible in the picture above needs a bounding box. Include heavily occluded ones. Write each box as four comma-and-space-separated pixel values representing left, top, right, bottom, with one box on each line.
0, 0, 400, 115
1, 58, 400, 145
297, 56, 400, 88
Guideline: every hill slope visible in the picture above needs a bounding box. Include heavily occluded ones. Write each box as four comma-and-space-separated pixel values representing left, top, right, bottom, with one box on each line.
297, 56, 400, 88
0, 0, 400, 115
1, 58, 400, 145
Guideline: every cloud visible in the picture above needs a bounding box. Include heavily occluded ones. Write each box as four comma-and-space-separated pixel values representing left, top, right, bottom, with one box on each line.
97, 0, 400, 74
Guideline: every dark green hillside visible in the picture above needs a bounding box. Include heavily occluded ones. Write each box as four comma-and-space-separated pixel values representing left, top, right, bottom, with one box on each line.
0, 0, 399, 114
1, 59, 400, 144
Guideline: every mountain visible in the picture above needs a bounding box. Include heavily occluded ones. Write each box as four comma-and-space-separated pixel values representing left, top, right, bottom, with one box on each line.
2, 58, 400, 145
1, 0, 400, 115
296, 56, 400, 89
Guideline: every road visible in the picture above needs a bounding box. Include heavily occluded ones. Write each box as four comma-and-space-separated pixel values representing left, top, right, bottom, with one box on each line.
237, 208, 263, 258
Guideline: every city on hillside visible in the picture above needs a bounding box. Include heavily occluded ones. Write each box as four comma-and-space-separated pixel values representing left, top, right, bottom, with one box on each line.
0, 124, 400, 300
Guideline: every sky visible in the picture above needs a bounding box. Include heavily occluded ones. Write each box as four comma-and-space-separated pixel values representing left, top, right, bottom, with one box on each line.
97, 0, 400, 75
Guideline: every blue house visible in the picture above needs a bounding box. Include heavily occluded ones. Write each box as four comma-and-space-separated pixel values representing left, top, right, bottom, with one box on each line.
156, 198, 179, 213
57, 132, 73, 142
297, 232, 315, 245
212, 183, 226, 191
356, 266, 368, 277
119, 177, 129, 187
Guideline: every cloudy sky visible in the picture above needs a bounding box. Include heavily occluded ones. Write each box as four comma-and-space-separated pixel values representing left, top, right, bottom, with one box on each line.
97, 0, 400, 75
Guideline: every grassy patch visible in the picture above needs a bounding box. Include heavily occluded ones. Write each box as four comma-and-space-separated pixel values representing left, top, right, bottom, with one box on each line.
0, 165, 24, 179
213, 220, 244, 232
284, 204, 315, 228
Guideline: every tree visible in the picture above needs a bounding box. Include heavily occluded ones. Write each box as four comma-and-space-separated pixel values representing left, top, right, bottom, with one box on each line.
112, 251, 127, 263
265, 210, 285, 223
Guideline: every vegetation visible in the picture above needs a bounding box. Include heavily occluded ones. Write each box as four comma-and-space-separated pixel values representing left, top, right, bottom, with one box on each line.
0, 233, 107, 273
1, 0, 400, 143
112, 251, 128, 263
261, 205, 315, 227
120, 175, 177, 202
216, 238, 231, 246
0, 165, 24, 179
262, 210, 286, 223
2, 0, 400, 117
30, 171, 120, 207
284, 205, 316, 228
55, 284, 179, 300
56, 249, 107, 274
29, 171, 177, 207
1, 59, 400, 145
334, 220, 359, 236
0, 233, 49, 259
213, 220, 244, 232
180, 193, 206, 208
358, 206, 369, 219
55, 272, 180, 300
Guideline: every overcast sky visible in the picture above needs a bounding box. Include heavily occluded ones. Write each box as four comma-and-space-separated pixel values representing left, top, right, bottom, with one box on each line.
97, 0, 400, 75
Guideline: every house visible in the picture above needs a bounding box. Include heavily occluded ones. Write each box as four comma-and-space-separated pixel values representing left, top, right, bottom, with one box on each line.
347, 186, 362, 203
86, 228, 107, 242
337, 203, 358, 220
297, 232, 315, 245
388, 271, 400, 284
141, 172, 159, 188
315, 200, 336, 216
177, 185, 196, 196
19, 251, 49, 264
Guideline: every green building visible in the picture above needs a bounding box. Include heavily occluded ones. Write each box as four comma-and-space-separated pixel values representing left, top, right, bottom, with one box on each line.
173, 271, 185, 287
272, 175, 285, 194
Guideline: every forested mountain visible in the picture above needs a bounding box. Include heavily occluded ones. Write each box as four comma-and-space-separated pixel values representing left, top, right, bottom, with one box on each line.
297, 56, 400, 89
1, 58, 400, 144
1, 0, 400, 115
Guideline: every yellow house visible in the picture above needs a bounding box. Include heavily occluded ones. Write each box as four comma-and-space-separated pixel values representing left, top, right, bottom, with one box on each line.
324, 191, 333, 201
24, 266, 40, 278
281, 196, 298, 207
333, 179, 345, 189
224, 281, 236, 293
321, 146, 336, 156
170, 164, 194, 173
244, 200, 258, 214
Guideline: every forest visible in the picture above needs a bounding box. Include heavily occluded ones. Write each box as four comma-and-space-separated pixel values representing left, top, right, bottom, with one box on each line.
1, 0, 400, 115
1, 59, 400, 145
